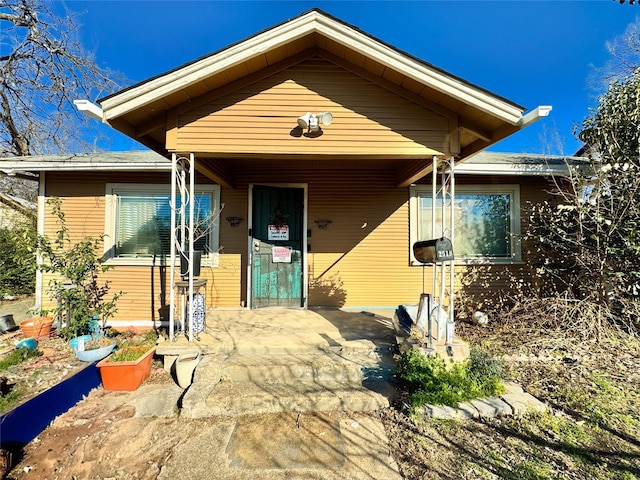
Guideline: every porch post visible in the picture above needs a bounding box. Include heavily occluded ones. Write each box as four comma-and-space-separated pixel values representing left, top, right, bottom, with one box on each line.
447, 156, 455, 345
188, 153, 195, 342
440, 159, 447, 343
431, 155, 437, 324
169, 154, 177, 341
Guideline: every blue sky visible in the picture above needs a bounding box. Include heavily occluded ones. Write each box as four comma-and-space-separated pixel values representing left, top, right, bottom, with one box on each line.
59, 1, 639, 156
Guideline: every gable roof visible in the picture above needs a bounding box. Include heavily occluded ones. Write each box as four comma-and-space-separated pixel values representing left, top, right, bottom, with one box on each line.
93, 9, 549, 160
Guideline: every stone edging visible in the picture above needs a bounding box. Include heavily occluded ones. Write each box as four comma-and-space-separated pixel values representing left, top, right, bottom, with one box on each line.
418, 381, 548, 420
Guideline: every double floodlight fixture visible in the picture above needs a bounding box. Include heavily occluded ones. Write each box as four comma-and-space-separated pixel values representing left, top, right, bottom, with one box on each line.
297, 112, 333, 132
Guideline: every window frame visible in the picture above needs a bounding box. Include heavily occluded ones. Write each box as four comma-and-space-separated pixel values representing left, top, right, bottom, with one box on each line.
104, 183, 221, 267
409, 184, 522, 265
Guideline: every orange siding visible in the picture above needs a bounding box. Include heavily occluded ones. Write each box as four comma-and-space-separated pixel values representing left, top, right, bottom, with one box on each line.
40, 173, 243, 322
40, 171, 553, 320
174, 58, 452, 157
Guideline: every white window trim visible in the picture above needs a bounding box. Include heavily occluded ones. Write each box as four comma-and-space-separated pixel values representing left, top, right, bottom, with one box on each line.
104, 183, 221, 267
410, 184, 522, 265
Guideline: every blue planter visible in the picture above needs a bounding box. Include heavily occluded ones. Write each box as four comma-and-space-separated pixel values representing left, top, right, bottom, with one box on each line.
75, 342, 116, 362
70, 335, 117, 362
15, 337, 38, 350
69, 335, 92, 350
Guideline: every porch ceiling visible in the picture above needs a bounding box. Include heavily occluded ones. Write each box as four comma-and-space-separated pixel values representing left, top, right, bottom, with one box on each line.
98, 9, 545, 178
194, 155, 434, 189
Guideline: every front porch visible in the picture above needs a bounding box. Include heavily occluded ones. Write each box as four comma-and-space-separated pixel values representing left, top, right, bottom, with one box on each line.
157, 307, 399, 357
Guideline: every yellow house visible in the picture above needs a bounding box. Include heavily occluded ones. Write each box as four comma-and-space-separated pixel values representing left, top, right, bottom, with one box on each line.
1, 9, 565, 331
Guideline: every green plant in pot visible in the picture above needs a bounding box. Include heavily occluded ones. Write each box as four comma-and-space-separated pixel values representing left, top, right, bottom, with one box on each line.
97, 331, 158, 391
36, 198, 123, 343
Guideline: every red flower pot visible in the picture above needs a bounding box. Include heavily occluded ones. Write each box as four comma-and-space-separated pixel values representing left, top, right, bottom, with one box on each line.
96, 347, 155, 391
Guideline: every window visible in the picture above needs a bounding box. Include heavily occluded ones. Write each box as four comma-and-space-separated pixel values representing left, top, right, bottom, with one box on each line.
410, 184, 521, 263
105, 184, 220, 265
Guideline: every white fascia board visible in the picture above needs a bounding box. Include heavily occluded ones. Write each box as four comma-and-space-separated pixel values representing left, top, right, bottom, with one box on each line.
101, 11, 322, 120
313, 16, 524, 125
453, 163, 571, 176
0, 162, 171, 173
102, 11, 524, 125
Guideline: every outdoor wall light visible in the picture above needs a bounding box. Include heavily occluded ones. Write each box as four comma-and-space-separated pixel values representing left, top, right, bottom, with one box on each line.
226, 216, 243, 227
314, 219, 332, 230
297, 112, 333, 132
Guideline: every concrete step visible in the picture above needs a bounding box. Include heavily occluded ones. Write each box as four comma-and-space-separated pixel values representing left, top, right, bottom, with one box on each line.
184, 377, 397, 417
180, 352, 398, 418
217, 351, 395, 384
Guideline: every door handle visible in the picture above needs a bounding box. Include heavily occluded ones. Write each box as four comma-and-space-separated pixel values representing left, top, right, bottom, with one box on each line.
254, 240, 260, 252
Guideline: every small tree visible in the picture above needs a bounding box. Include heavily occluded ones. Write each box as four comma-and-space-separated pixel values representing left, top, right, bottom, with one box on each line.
526, 70, 640, 335
37, 198, 122, 339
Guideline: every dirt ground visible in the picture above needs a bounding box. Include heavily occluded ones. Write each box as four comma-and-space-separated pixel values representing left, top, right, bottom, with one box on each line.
2, 362, 190, 480
2, 301, 640, 479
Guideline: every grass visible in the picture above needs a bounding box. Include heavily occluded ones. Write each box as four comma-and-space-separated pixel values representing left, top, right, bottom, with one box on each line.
0, 348, 42, 371
0, 385, 23, 413
383, 324, 640, 479
107, 330, 158, 362
0, 348, 42, 413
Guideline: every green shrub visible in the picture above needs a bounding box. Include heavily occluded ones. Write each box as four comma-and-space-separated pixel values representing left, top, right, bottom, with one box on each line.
0, 217, 37, 297
395, 346, 506, 411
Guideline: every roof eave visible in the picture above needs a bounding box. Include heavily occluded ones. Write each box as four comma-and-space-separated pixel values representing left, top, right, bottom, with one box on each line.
453, 163, 573, 176
1, 162, 171, 174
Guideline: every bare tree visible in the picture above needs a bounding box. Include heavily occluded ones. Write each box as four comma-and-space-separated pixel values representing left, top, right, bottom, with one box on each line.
0, 0, 123, 156
592, 17, 640, 87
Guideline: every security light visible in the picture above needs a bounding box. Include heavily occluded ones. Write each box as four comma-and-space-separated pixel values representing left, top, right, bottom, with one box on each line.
297, 112, 312, 130
296, 112, 333, 132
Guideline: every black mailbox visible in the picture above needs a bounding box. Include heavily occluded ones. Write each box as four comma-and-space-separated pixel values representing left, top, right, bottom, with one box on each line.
413, 237, 454, 264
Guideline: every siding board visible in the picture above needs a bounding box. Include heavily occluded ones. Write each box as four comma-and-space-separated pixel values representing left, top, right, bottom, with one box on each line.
176, 58, 452, 156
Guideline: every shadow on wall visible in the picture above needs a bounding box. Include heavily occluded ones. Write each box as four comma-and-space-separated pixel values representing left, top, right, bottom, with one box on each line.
308, 273, 346, 307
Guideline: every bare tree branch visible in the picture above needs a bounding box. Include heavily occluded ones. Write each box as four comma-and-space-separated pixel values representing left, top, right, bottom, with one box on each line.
0, 0, 126, 156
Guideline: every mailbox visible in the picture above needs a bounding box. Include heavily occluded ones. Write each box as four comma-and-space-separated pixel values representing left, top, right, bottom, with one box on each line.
413, 238, 454, 264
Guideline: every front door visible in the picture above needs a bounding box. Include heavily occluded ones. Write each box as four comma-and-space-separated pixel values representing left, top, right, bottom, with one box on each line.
250, 185, 305, 308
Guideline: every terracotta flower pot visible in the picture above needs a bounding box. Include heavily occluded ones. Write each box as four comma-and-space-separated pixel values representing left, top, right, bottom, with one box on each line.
96, 347, 155, 391
19, 316, 55, 340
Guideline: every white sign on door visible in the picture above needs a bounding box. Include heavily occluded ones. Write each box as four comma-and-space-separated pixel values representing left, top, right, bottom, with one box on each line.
272, 246, 292, 263
268, 225, 289, 241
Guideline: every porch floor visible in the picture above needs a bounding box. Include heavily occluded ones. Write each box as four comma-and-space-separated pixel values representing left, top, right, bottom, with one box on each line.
156, 307, 399, 357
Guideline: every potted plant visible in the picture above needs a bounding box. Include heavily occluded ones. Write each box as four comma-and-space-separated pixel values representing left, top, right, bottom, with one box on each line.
35, 198, 123, 343
70, 333, 117, 362
96, 332, 157, 391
